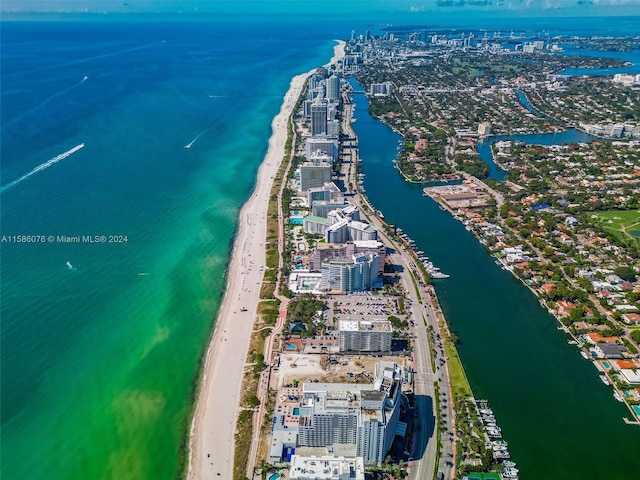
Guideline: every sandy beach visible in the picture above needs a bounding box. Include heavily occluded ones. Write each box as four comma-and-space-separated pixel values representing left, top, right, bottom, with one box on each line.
187, 41, 345, 480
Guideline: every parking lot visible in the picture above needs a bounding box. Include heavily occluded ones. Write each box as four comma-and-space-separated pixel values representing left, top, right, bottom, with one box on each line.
327, 294, 403, 327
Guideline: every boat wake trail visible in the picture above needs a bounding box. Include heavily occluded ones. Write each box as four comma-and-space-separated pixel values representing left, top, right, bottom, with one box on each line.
1, 144, 85, 193
3, 76, 89, 131
184, 129, 209, 149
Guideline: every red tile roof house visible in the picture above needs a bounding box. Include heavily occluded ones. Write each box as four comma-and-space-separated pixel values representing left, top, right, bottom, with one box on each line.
541, 283, 555, 294
622, 313, 640, 325
584, 333, 619, 345
556, 300, 576, 317
615, 360, 639, 371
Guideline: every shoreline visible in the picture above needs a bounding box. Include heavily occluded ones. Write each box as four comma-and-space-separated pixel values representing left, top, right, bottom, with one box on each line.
187, 40, 346, 480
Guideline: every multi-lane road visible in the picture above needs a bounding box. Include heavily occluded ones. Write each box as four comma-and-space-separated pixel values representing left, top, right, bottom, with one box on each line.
341, 89, 456, 478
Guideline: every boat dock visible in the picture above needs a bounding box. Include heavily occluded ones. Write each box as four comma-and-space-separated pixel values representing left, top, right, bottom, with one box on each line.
475, 399, 519, 479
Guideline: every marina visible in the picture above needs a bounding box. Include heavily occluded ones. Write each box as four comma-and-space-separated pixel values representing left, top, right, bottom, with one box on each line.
476, 399, 517, 476
398, 230, 451, 280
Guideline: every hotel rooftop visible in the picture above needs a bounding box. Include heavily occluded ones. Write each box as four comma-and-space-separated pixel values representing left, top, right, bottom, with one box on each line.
289, 455, 365, 480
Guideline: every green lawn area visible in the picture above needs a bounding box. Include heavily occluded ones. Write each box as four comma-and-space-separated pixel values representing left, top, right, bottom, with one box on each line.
587, 210, 640, 243
442, 329, 473, 399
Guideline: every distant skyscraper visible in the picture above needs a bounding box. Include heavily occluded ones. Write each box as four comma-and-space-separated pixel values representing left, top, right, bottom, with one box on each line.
369, 82, 394, 96
309, 72, 325, 91
326, 75, 340, 102
310, 102, 328, 136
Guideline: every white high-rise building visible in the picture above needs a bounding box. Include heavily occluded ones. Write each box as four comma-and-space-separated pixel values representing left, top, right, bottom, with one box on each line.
295, 361, 403, 465
478, 122, 492, 137
321, 253, 379, 292
326, 75, 341, 102
338, 319, 392, 353
369, 82, 394, 96
299, 162, 332, 192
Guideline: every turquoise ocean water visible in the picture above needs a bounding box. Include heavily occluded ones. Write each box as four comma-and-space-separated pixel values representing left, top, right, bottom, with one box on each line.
2, 12, 639, 480
1, 17, 339, 480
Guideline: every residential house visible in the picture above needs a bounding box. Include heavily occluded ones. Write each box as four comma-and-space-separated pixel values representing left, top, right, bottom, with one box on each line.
593, 343, 628, 359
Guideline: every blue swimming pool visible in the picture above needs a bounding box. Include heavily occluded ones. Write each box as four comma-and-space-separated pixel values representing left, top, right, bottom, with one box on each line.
285, 344, 297, 350
269, 473, 281, 480
293, 407, 300, 415
603, 361, 611, 369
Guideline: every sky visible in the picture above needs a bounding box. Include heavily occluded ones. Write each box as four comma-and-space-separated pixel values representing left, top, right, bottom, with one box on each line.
1, 0, 639, 16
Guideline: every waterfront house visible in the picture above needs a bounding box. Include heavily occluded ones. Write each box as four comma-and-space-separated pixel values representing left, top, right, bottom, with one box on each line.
619, 369, 640, 386
585, 333, 619, 345
556, 301, 576, 317
615, 360, 639, 371
573, 322, 608, 332
593, 343, 628, 359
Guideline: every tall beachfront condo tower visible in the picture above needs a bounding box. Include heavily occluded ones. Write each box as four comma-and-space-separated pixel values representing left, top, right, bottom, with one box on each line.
310, 102, 328, 136
300, 162, 332, 192
326, 75, 340, 102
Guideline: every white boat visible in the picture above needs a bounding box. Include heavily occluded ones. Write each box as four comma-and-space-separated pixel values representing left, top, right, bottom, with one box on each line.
503, 467, 520, 478
580, 351, 589, 360
600, 375, 610, 386
493, 440, 508, 447
614, 391, 624, 402
502, 460, 517, 468
431, 272, 451, 279
66, 261, 74, 270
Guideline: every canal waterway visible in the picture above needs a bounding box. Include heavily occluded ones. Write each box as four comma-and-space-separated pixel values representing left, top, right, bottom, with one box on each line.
476, 90, 599, 180
349, 79, 640, 478
477, 127, 597, 180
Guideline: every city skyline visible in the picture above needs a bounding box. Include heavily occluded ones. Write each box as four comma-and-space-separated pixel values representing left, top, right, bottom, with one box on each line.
2, 0, 640, 16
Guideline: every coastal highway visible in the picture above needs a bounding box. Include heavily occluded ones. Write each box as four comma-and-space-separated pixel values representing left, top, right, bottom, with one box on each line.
341, 92, 455, 479
379, 231, 456, 480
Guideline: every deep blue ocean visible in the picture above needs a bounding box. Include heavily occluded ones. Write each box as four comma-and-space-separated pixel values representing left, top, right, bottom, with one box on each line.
1, 13, 639, 480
